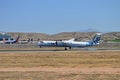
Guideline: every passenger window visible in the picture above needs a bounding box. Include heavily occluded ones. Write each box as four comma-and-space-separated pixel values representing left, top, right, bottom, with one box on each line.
11, 38, 14, 40
5, 38, 8, 40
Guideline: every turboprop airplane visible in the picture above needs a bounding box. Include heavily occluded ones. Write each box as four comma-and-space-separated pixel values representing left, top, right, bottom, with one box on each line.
0, 36, 20, 44
37, 33, 101, 50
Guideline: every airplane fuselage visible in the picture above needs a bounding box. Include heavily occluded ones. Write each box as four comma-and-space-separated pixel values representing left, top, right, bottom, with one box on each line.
64, 41, 91, 47
37, 33, 101, 50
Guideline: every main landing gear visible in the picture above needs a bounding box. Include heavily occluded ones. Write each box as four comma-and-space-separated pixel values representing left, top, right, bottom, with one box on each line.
64, 47, 71, 50
65, 47, 67, 50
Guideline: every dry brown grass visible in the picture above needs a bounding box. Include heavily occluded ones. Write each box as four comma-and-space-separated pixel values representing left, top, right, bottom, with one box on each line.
0, 50, 120, 68
0, 71, 120, 80
0, 50, 120, 80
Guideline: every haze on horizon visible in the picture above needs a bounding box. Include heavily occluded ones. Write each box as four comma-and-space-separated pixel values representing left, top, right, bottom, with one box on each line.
0, 0, 120, 34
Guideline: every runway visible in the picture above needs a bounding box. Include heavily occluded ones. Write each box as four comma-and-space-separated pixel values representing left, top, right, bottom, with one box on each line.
0, 48, 120, 52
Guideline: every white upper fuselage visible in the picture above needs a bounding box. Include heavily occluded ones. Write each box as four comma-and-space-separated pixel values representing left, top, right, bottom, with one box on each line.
62, 40, 96, 47
38, 41, 57, 46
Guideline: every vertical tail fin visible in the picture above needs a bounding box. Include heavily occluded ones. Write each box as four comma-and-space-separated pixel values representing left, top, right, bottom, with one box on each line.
14, 36, 20, 43
92, 33, 101, 45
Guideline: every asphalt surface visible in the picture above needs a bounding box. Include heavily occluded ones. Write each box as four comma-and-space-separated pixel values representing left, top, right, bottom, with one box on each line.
0, 48, 120, 52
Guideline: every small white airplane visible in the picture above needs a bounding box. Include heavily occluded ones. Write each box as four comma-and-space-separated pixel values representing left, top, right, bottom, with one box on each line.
37, 33, 101, 50
0, 36, 20, 44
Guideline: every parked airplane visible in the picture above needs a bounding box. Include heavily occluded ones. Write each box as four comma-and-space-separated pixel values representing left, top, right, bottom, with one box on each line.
37, 33, 101, 50
0, 36, 20, 44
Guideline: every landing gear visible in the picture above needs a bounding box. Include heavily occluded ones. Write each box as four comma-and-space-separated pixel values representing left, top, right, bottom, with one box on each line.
65, 47, 71, 50
65, 47, 67, 50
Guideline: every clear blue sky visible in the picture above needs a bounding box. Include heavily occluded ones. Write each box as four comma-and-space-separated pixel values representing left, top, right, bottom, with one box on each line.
0, 0, 120, 34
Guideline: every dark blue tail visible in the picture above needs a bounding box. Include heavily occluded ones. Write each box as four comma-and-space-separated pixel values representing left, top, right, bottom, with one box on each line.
92, 33, 101, 45
13, 36, 20, 43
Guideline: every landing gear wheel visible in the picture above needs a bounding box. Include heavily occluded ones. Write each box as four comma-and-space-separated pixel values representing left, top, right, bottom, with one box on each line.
65, 47, 67, 50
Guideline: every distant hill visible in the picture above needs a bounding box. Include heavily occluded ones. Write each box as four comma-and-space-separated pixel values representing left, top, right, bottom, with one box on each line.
7, 32, 120, 41
102, 32, 120, 40
7, 32, 50, 40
